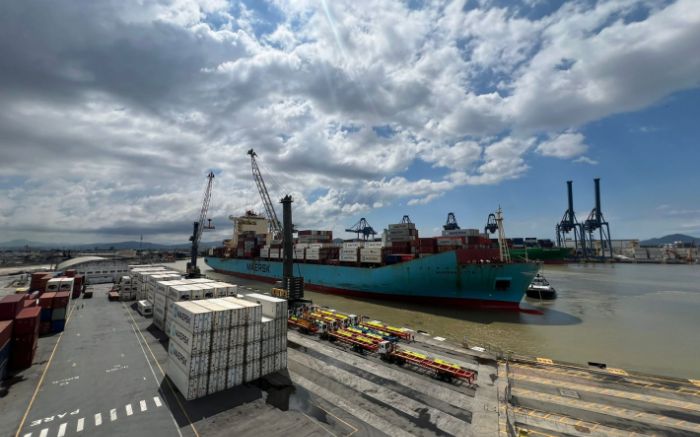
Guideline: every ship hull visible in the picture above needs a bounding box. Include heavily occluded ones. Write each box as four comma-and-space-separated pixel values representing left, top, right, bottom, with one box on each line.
205, 250, 539, 310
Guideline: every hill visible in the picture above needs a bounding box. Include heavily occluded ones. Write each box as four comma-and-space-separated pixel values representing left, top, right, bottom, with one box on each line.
640, 234, 699, 246
0, 239, 221, 250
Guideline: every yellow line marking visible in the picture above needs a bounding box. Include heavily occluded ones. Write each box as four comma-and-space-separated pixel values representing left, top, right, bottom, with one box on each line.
608, 368, 628, 376
124, 303, 200, 437
14, 302, 77, 437
536, 357, 554, 365
311, 403, 358, 436
302, 412, 339, 437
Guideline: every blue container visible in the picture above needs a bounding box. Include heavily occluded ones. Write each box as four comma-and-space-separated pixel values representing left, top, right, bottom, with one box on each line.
0, 357, 8, 380
51, 320, 65, 333
40, 308, 52, 322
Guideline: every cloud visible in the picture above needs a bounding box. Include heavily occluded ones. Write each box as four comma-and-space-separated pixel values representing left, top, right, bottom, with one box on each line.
1, 0, 699, 242
536, 132, 588, 158
573, 156, 599, 165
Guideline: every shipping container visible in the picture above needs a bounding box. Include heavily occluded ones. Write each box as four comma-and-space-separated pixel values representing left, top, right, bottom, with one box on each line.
53, 292, 70, 308
0, 320, 12, 348
0, 294, 27, 321
51, 319, 65, 333
14, 307, 41, 336
240, 293, 287, 320
51, 307, 67, 321
169, 302, 213, 334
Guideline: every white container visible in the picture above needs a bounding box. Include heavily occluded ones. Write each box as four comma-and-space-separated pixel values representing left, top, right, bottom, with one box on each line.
209, 349, 228, 372
365, 241, 384, 248
167, 285, 193, 302
246, 322, 261, 343
228, 345, 245, 366
196, 283, 217, 299
226, 365, 244, 389
244, 359, 260, 382
168, 340, 209, 378
261, 316, 272, 339
184, 284, 204, 300
228, 326, 246, 348
210, 298, 245, 327
46, 278, 62, 292
168, 322, 211, 355
342, 242, 364, 249
240, 293, 287, 320
207, 370, 227, 395
194, 300, 231, 331
339, 248, 358, 262
245, 340, 261, 361
221, 297, 262, 324
170, 301, 213, 334
360, 253, 382, 263
187, 278, 217, 284
305, 248, 320, 260
167, 359, 206, 400
210, 328, 230, 352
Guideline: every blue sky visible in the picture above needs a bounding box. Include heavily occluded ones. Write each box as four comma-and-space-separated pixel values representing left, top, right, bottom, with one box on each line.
0, 0, 699, 244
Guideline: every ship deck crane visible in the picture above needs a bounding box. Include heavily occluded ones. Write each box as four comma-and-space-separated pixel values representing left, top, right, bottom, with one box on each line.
345, 218, 377, 240
484, 207, 511, 263
187, 171, 215, 278
248, 149, 282, 240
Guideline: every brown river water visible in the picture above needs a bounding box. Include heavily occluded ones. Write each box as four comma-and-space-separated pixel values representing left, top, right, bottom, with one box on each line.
166, 260, 700, 379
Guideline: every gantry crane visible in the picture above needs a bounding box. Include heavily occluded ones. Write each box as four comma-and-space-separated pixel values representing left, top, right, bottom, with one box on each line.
248, 149, 282, 240
345, 218, 377, 240
187, 171, 215, 278
444, 212, 460, 230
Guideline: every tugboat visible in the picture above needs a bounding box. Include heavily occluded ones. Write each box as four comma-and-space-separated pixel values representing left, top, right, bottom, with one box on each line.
526, 273, 557, 300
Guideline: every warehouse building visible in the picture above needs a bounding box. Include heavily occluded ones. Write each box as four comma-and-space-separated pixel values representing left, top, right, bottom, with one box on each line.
56, 256, 130, 284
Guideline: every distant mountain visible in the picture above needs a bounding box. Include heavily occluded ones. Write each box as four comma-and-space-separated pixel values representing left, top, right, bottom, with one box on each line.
0, 239, 221, 250
640, 234, 699, 246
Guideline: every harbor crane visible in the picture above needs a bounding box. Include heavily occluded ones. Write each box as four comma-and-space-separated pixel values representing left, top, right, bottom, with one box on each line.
555, 180, 585, 257
248, 149, 283, 240
187, 171, 215, 278
345, 218, 377, 240
444, 212, 460, 230
583, 178, 613, 259
401, 215, 412, 224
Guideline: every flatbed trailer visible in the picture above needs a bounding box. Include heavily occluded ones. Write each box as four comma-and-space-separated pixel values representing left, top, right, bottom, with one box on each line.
329, 330, 379, 353
350, 325, 399, 342
378, 342, 476, 384
360, 320, 412, 341
288, 316, 318, 334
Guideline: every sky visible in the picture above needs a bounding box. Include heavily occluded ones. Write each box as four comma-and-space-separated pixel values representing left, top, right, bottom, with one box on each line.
1, 0, 699, 245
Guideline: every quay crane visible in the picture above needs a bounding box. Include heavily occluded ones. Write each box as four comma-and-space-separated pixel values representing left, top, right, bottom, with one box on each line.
345, 218, 377, 240
443, 212, 460, 230
187, 171, 215, 278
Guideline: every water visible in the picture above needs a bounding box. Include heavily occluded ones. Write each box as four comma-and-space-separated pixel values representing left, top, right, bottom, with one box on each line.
166, 260, 700, 379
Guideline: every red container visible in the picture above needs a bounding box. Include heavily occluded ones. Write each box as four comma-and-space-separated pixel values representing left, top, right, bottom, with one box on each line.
10, 334, 37, 370
23, 299, 36, 308
0, 320, 13, 347
65, 269, 77, 278
456, 248, 501, 263
0, 294, 27, 321
39, 292, 56, 309
13, 307, 41, 336
39, 321, 51, 335
53, 292, 70, 309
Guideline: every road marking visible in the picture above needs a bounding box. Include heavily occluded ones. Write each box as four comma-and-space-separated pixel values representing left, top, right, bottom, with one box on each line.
153, 396, 162, 407
110, 409, 117, 421
94, 413, 102, 426
140, 400, 147, 412
38, 430, 48, 437
14, 303, 77, 437
126, 404, 133, 416
608, 368, 628, 376
123, 304, 186, 437
76, 418, 84, 432
536, 357, 553, 365
57, 423, 67, 437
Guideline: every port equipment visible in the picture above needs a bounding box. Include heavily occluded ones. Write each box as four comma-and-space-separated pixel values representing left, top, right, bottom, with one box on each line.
359, 319, 412, 341
248, 149, 282, 239
401, 215, 412, 224
378, 342, 476, 384
288, 315, 318, 334
443, 212, 460, 230
484, 207, 511, 263
583, 178, 613, 259
345, 218, 377, 240
329, 329, 380, 353
186, 171, 215, 278
555, 180, 586, 257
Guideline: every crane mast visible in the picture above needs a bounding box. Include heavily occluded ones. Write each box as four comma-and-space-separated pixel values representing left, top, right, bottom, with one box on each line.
248, 149, 282, 240
187, 171, 215, 278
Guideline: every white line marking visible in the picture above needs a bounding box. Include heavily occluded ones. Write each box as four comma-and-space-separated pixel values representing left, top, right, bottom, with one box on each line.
39, 429, 48, 437
110, 408, 117, 421
22, 433, 32, 437
57, 423, 67, 437
94, 413, 102, 426
76, 418, 84, 432
126, 404, 133, 416
140, 400, 147, 412
153, 396, 162, 407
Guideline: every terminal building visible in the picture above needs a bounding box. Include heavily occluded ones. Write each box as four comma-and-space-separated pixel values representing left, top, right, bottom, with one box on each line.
56, 256, 130, 284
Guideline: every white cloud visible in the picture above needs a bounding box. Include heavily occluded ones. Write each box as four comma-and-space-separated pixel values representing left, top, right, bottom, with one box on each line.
1, 0, 699, 242
573, 156, 599, 165
536, 132, 588, 158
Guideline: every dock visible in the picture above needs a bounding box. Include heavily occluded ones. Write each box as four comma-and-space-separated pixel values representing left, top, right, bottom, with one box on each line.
1, 281, 699, 436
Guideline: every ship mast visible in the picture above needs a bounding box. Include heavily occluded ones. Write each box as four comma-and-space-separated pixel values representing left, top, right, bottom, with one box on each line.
495, 207, 511, 263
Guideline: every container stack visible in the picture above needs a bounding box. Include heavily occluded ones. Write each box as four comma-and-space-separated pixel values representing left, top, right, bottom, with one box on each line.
152, 278, 218, 331
10, 306, 40, 370
29, 272, 53, 293
38, 292, 55, 335
0, 320, 12, 380
386, 222, 419, 255
51, 292, 69, 333
340, 242, 363, 263
240, 293, 287, 379
297, 230, 332, 244
360, 241, 384, 264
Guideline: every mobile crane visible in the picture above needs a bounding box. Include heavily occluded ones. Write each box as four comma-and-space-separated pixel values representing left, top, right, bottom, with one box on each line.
186, 171, 215, 278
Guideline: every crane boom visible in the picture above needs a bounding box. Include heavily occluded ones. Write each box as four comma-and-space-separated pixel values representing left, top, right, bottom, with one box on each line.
248, 149, 282, 238
187, 171, 215, 277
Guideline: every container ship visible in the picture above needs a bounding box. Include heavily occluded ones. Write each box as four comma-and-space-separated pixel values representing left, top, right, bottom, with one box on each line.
206, 212, 539, 310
